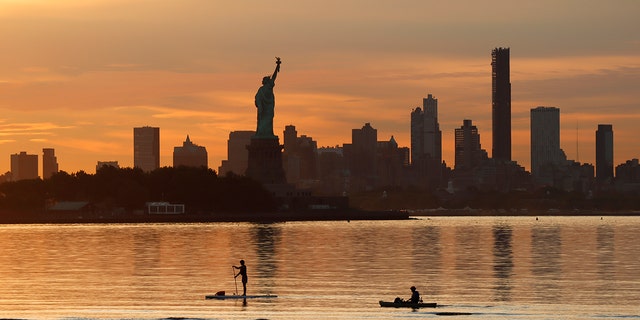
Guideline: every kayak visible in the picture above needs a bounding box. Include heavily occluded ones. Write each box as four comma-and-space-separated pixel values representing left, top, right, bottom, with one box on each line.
206, 294, 278, 300
379, 300, 437, 308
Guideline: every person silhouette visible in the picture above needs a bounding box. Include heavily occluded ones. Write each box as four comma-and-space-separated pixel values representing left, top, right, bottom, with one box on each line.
409, 286, 420, 303
233, 259, 248, 296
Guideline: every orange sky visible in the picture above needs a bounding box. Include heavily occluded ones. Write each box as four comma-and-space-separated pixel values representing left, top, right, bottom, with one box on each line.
1, 0, 639, 175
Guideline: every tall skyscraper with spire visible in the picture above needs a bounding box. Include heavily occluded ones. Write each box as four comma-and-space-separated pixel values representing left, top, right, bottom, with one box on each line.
173, 135, 208, 168
491, 47, 511, 162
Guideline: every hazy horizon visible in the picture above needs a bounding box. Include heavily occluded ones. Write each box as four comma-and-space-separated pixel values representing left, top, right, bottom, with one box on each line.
1, 0, 638, 175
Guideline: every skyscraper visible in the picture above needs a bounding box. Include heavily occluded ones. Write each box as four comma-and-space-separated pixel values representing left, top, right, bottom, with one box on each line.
454, 119, 487, 170
491, 47, 511, 162
283, 125, 298, 156
344, 122, 378, 190
283, 125, 318, 183
410, 93, 444, 188
530, 107, 567, 181
134, 126, 160, 172
10, 151, 38, 181
218, 130, 254, 176
350, 122, 377, 179
42, 148, 59, 179
173, 135, 208, 168
410, 107, 424, 165
96, 161, 119, 172
596, 124, 614, 183
410, 93, 442, 165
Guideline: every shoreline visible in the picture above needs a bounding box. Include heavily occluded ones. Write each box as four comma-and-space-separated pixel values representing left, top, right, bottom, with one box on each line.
0, 209, 410, 224
1, 209, 639, 224
408, 208, 640, 217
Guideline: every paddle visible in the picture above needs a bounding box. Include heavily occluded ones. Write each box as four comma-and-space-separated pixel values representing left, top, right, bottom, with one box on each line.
232, 266, 238, 295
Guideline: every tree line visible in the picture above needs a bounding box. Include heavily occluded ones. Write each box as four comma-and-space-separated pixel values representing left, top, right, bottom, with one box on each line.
0, 166, 277, 216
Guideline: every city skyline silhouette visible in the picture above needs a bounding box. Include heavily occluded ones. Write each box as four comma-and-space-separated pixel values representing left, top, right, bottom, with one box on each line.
1, 1, 638, 174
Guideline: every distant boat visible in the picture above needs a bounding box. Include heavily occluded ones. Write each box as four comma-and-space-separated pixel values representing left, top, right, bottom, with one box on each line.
379, 300, 437, 308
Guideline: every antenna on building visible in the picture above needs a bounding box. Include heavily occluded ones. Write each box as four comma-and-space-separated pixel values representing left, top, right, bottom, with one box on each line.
576, 120, 579, 162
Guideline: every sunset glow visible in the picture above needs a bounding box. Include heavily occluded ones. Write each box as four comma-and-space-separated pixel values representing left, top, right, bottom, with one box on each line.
1, 0, 638, 174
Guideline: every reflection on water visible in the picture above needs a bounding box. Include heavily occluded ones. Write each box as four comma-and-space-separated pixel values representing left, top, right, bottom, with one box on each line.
597, 225, 615, 280
531, 225, 562, 302
0, 217, 639, 319
412, 225, 442, 295
133, 230, 161, 279
451, 224, 490, 302
492, 224, 513, 301
252, 224, 280, 290
413, 226, 442, 264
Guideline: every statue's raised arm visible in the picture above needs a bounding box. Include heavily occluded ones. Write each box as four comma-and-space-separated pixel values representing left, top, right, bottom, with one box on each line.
272, 57, 281, 82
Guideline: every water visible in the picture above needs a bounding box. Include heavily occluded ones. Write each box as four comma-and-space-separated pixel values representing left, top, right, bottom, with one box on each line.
0, 216, 639, 319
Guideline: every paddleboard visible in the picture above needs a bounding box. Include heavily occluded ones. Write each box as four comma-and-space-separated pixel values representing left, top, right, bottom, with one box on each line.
206, 294, 278, 300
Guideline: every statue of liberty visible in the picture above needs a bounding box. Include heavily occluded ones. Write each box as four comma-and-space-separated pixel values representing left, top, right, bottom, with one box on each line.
254, 57, 281, 138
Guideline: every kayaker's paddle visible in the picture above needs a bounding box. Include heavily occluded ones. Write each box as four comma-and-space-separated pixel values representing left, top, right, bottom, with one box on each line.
232, 266, 238, 295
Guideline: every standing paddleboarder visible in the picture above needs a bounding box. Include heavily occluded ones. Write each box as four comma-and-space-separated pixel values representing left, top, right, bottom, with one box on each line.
233, 260, 248, 296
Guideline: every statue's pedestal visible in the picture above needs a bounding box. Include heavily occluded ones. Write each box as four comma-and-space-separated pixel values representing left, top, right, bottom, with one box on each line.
246, 136, 286, 184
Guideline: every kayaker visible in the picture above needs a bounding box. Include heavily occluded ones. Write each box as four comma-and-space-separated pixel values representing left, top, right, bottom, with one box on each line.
409, 286, 420, 303
233, 259, 248, 296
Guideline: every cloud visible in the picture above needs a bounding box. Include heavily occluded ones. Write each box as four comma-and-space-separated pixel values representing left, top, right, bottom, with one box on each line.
0, 122, 74, 136
53, 137, 126, 154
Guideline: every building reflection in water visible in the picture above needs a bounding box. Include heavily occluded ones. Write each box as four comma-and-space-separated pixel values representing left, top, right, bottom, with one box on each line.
596, 224, 615, 292
531, 225, 562, 301
251, 224, 281, 290
453, 225, 484, 299
412, 226, 442, 295
492, 224, 513, 301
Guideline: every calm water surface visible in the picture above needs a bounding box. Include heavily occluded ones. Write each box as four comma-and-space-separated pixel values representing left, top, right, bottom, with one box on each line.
0, 216, 639, 319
